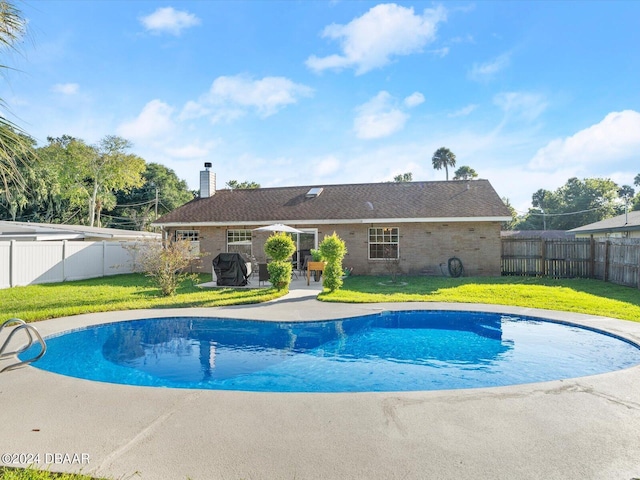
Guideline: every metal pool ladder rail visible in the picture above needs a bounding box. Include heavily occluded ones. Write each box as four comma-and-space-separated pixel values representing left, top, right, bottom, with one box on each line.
0, 318, 47, 373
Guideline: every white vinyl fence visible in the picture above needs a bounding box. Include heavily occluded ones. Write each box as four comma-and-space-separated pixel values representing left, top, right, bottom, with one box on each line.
0, 240, 153, 289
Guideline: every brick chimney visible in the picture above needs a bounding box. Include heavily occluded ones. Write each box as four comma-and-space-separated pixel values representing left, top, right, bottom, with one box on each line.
199, 162, 216, 198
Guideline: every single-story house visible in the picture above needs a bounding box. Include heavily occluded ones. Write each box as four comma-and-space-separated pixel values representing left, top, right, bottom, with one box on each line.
0, 221, 160, 242
153, 167, 511, 277
569, 210, 640, 239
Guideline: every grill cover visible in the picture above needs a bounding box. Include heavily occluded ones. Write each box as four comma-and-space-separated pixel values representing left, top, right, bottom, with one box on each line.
212, 253, 249, 286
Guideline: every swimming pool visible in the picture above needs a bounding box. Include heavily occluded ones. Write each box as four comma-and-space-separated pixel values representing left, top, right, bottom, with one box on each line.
22, 310, 640, 392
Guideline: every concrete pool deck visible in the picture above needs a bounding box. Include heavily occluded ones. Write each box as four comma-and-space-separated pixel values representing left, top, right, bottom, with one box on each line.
2, 277, 640, 480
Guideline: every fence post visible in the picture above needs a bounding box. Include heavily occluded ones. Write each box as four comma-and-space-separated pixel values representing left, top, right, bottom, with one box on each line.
603, 240, 610, 282
102, 241, 107, 277
540, 238, 546, 276
589, 236, 595, 279
9, 239, 15, 288
62, 240, 67, 281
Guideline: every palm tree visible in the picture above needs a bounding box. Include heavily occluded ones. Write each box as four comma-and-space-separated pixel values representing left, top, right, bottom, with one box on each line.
453, 166, 478, 180
431, 147, 456, 181
0, 1, 34, 200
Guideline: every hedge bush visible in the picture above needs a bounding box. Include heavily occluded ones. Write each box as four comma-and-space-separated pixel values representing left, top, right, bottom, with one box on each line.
264, 233, 296, 291
319, 232, 347, 292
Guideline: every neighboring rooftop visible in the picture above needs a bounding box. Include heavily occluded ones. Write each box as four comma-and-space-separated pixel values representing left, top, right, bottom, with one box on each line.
0, 221, 160, 241
569, 210, 640, 235
154, 180, 512, 226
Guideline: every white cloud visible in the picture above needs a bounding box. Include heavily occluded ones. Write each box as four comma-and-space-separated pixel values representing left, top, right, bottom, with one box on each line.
529, 110, 640, 171
178, 100, 211, 121
448, 104, 478, 117
430, 46, 450, 58
469, 52, 511, 81
403, 92, 425, 108
182, 74, 314, 122
51, 83, 79, 95
494, 92, 548, 122
117, 99, 175, 141
306, 3, 447, 75
354, 91, 409, 139
313, 155, 341, 177
140, 7, 201, 36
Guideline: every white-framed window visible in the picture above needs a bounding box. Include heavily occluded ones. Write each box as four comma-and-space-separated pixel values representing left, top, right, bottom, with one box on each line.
227, 229, 252, 257
368, 227, 399, 260
175, 230, 200, 256
175, 230, 199, 242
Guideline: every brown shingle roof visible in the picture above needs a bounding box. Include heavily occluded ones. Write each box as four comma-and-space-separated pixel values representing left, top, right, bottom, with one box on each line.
569, 210, 640, 234
154, 180, 511, 225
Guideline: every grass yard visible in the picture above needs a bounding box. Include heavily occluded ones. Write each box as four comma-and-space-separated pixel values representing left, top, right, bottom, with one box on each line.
318, 275, 640, 322
1, 273, 639, 324
0, 273, 285, 323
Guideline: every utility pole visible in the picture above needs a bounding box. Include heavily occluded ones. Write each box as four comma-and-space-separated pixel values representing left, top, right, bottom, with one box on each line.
155, 187, 159, 218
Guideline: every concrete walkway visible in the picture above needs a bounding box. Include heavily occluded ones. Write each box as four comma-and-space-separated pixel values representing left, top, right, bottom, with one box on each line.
2, 277, 640, 480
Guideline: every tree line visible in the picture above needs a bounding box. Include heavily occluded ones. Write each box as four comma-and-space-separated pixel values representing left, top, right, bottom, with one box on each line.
506, 175, 640, 231
0, 133, 194, 230
398, 147, 640, 231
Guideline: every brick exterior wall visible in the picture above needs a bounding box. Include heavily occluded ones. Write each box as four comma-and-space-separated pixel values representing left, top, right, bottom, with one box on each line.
166, 221, 503, 277
322, 222, 502, 276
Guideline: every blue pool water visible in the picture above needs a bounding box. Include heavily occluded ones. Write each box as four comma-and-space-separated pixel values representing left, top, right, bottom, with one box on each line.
22, 311, 640, 392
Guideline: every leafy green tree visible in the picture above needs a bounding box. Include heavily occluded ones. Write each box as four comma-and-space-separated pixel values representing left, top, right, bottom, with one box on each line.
453, 166, 478, 180
226, 180, 260, 190
107, 163, 193, 230
515, 177, 622, 230
501, 197, 518, 230
431, 147, 456, 181
393, 172, 413, 182
619, 185, 635, 202
40, 135, 146, 227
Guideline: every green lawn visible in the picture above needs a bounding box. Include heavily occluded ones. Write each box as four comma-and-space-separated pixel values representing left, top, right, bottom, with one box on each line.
318, 275, 640, 322
1, 273, 639, 324
0, 273, 285, 323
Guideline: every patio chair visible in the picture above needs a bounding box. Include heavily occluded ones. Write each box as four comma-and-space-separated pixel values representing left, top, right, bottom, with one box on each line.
258, 263, 270, 286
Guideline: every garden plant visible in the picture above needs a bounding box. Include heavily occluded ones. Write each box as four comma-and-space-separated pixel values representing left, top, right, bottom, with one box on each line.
264, 232, 296, 291
318, 232, 347, 292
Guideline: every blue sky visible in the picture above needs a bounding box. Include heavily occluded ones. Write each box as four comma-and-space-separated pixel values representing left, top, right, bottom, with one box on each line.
5, 1, 640, 212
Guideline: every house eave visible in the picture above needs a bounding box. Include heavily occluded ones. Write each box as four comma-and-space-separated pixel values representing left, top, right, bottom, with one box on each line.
571, 226, 640, 235
153, 216, 512, 228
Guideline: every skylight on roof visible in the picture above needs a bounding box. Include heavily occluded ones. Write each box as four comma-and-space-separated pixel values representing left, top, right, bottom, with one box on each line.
306, 187, 324, 198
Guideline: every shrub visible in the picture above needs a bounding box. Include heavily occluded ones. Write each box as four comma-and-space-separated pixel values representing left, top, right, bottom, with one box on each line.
319, 232, 347, 292
128, 239, 199, 296
264, 232, 296, 261
267, 261, 292, 291
310, 249, 323, 261
264, 233, 296, 291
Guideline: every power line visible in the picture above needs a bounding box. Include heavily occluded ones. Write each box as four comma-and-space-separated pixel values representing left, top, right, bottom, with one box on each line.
516, 207, 602, 217
112, 199, 156, 208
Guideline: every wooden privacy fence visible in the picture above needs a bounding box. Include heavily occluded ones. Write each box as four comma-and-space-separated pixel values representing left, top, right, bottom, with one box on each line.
501, 237, 640, 289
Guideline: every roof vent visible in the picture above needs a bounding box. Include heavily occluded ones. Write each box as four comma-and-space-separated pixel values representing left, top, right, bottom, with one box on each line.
306, 187, 324, 198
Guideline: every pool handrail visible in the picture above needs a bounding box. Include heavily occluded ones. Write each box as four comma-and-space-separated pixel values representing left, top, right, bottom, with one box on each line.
0, 318, 47, 373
